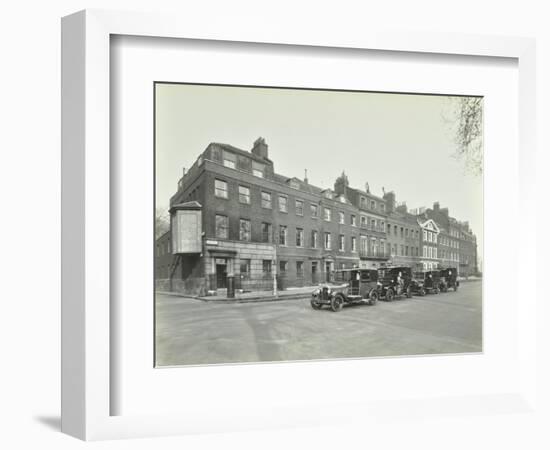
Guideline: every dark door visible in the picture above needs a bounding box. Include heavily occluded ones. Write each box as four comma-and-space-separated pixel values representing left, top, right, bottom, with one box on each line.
216, 264, 227, 288
311, 262, 318, 284
325, 262, 332, 282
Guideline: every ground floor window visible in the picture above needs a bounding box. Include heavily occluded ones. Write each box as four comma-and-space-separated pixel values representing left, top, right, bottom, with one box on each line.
279, 260, 287, 273
262, 260, 272, 275
296, 261, 304, 277
239, 259, 251, 279
311, 261, 318, 274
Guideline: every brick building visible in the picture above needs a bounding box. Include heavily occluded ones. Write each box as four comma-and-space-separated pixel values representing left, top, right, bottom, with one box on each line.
421, 202, 478, 276
159, 138, 391, 296
382, 192, 423, 270
334, 175, 389, 269
156, 138, 480, 296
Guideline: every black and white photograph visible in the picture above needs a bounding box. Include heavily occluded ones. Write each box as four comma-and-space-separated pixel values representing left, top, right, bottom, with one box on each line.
154, 83, 483, 367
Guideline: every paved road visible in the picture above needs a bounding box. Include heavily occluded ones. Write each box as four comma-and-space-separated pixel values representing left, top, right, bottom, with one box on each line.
155, 281, 482, 366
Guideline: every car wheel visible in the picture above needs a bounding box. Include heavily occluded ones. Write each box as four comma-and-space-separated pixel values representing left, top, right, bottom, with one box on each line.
369, 290, 379, 305
310, 299, 322, 310
419, 288, 426, 297
406, 286, 412, 298
386, 289, 394, 302
330, 294, 344, 312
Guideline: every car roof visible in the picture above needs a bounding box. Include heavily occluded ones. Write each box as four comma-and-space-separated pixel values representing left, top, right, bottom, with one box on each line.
335, 268, 375, 272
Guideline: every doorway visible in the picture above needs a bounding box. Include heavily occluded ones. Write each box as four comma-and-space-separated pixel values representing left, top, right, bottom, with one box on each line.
311, 261, 318, 284
325, 261, 332, 282
215, 259, 227, 289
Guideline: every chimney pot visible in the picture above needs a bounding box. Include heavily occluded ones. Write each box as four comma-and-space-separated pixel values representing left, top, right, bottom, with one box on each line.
251, 137, 269, 159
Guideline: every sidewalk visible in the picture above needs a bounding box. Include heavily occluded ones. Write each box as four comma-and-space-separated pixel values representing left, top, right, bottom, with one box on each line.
158, 279, 482, 303
157, 285, 317, 303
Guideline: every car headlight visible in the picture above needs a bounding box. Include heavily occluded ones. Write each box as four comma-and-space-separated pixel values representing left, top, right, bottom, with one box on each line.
312, 289, 320, 297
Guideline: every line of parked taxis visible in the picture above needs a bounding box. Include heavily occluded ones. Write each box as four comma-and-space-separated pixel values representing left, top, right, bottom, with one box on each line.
310, 266, 459, 312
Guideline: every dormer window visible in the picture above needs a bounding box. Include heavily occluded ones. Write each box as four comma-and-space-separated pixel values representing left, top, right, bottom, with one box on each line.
223, 150, 236, 169
323, 190, 333, 199
252, 161, 265, 178
290, 180, 300, 190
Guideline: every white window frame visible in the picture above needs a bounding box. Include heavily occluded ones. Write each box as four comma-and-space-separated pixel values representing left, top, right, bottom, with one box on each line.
324, 232, 331, 250
278, 195, 288, 213
261, 191, 272, 209
214, 179, 228, 199
238, 185, 251, 204
295, 199, 304, 216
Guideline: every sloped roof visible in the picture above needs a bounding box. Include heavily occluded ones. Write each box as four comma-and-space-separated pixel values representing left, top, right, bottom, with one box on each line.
417, 217, 441, 233
170, 201, 202, 211
210, 142, 273, 165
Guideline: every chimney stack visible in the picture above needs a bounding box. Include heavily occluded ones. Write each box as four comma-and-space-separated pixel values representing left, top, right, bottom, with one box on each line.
177, 167, 186, 190
383, 191, 396, 213
433, 201, 440, 211
304, 169, 309, 185
251, 137, 269, 160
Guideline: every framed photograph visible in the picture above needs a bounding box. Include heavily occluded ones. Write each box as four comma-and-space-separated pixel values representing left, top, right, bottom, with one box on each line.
61, 9, 537, 440
153, 82, 483, 367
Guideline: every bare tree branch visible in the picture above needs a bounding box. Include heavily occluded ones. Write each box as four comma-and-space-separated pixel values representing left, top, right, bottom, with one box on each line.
444, 97, 484, 177
156, 207, 170, 238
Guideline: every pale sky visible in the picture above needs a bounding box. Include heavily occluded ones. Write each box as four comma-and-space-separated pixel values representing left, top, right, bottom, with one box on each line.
155, 83, 483, 259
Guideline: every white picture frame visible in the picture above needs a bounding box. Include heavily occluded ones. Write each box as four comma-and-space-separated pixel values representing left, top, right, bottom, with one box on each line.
61, 9, 537, 441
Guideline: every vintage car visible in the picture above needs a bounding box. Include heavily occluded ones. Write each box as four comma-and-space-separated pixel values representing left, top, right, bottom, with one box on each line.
439, 267, 459, 292
310, 268, 380, 312
377, 266, 413, 301
411, 271, 441, 295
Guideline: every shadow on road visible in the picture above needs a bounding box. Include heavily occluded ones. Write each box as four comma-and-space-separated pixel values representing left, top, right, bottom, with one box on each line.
240, 307, 283, 362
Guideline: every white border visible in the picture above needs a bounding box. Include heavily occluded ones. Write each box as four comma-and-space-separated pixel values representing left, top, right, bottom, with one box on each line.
61, 9, 537, 440
114, 35, 516, 417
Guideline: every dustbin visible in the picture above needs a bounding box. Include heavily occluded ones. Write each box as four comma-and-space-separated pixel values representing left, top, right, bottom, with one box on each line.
227, 274, 235, 298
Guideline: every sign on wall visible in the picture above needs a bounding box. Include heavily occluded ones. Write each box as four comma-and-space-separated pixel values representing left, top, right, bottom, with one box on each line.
171, 209, 202, 254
